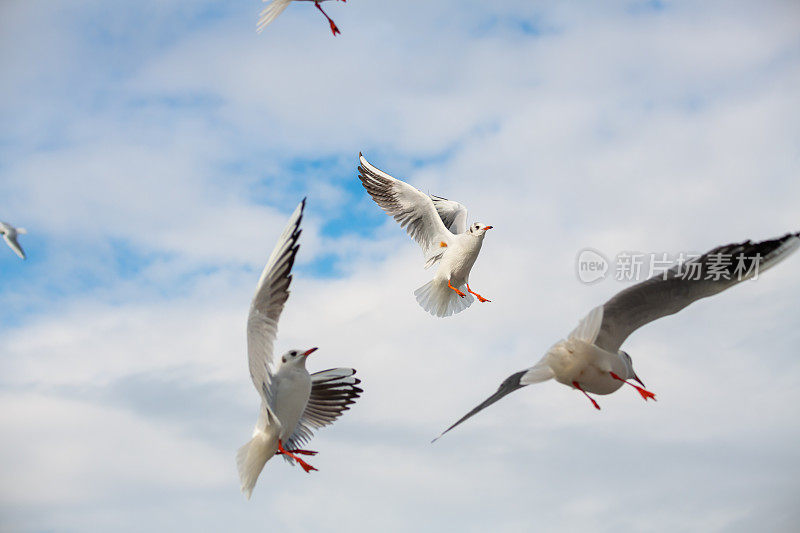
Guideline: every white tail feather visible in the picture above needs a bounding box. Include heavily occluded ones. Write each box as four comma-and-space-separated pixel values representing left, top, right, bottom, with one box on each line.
414, 279, 474, 318
256, 0, 292, 33
236, 431, 275, 499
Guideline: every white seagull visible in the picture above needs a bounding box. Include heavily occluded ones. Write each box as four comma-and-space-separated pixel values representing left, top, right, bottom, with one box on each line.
0, 221, 27, 260
434, 231, 800, 440
237, 199, 363, 499
358, 153, 494, 318
257, 0, 346, 35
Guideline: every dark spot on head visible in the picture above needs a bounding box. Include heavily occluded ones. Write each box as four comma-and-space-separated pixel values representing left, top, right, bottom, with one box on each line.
282, 357, 287, 363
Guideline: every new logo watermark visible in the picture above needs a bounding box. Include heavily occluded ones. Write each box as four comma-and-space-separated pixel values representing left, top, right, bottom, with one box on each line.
576, 248, 609, 284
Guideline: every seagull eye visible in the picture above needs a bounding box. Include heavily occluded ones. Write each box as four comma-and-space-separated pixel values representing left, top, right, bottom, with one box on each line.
290, 351, 297, 356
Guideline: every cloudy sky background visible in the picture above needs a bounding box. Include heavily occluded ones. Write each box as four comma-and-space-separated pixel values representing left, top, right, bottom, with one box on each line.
1, 0, 799, 531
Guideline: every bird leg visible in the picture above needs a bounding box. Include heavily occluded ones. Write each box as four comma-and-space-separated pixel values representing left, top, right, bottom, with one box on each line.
315, 2, 340, 35
572, 381, 601, 410
277, 439, 319, 473
466, 284, 491, 303
447, 279, 467, 298
277, 449, 318, 456
609, 372, 656, 401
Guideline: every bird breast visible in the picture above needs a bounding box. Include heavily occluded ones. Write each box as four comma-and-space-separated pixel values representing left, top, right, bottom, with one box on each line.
545, 339, 627, 395
439, 235, 483, 281
272, 369, 312, 439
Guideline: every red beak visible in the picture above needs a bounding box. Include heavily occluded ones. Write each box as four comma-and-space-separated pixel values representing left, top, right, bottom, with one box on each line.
303, 347, 318, 357
482, 226, 493, 230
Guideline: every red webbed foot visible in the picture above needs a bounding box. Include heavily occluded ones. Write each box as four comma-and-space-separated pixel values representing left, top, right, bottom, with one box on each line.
466, 284, 491, 303
277, 440, 319, 473
610, 372, 656, 402
289, 449, 318, 456
315, 2, 340, 36
296, 458, 319, 473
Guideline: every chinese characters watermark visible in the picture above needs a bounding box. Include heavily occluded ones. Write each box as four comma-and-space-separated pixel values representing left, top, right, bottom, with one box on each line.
576, 249, 762, 284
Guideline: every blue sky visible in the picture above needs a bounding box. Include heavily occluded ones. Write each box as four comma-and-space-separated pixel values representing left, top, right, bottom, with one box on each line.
1, 1, 800, 531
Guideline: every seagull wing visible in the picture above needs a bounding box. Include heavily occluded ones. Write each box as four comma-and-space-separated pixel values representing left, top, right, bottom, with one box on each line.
430, 195, 469, 234
3, 233, 26, 260
432, 363, 554, 442
283, 368, 362, 453
593, 231, 800, 353
358, 153, 454, 267
257, 0, 293, 33
247, 199, 305, 416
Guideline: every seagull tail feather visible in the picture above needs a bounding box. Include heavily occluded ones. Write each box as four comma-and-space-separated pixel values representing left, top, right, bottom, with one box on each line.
236, 431, 275, 500
414, 279, 474, 318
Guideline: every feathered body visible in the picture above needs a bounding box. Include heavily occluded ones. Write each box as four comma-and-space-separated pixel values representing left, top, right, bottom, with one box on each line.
0, 221, 27, 260
358, 153, 493, 318
237, 200, 362, 499
435, 231, 800, 440
271, 363, 313, 439
544, 340, 629, 395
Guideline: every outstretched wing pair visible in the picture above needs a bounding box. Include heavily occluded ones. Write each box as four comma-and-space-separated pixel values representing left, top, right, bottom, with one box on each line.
246, 199, 362, 447
357, 153, 469, 268
435, 231, 800, 440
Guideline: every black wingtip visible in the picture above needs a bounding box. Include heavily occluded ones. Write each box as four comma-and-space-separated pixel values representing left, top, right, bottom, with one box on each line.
432, 370, 528, 443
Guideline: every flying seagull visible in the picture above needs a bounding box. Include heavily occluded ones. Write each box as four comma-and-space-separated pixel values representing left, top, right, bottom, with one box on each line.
0, 221, 27, 260
434, 231, 800, 441
257, 0, 346, 36
237, 199, 363, 499
358, 153, 494, 318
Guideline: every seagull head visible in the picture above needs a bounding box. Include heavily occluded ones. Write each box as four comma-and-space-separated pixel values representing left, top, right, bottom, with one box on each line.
468, 222, 493, 237
279, 347, 318, 369
619, 350, 646, 387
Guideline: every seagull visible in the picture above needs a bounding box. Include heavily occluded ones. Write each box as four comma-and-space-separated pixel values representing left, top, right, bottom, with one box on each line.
434, 231, 800, 441
237, 199, 363, 499
257, 0, 346, 36
358, 153, 494, 318
0, 221, 27, 260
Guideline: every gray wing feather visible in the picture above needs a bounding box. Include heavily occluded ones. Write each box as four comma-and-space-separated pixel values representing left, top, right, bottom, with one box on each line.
432, 370, 528, 443
247, 199, 305, 412
283, 368, 363, 453
358, 153, 452, 265
594, 232, 800, 353
3, 233, 26, 260
430, 195, 469, 235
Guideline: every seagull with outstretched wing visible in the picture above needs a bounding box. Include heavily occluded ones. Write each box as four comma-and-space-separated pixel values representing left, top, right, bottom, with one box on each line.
358, 153, 494, 318
257, 0, 346, 35
434, 231, 800, 441
237, 199, 363, 499
0, 221, 27, 260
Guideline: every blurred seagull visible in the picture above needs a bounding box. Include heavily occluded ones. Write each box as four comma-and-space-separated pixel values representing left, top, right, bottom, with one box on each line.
237, 199, 363, 499
257, 0, 346, 36
0, 221, 27, 260
434, 231, 800, 441
358, 153, 494, 318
